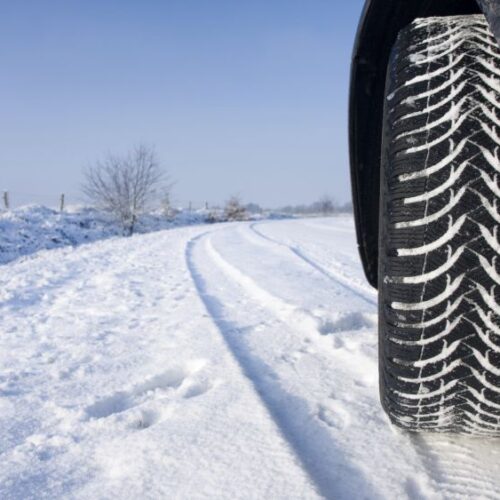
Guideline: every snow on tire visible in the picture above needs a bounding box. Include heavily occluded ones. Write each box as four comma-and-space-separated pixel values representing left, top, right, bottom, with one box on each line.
379, 14, 500, 435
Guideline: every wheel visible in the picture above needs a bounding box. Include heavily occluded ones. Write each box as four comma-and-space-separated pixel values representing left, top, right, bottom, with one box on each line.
379, 14, 500, 435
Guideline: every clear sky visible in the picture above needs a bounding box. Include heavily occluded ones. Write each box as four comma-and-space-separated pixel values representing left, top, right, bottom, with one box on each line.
1, 0, 365, 208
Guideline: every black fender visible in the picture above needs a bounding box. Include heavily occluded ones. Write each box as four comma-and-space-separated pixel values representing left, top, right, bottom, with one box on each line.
349, 0, 499, 289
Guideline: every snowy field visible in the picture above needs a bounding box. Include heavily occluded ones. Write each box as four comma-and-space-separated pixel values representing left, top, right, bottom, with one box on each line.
1, 217, 500, 499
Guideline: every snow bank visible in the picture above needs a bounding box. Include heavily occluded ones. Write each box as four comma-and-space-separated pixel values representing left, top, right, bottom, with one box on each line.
0, 205, 211, 266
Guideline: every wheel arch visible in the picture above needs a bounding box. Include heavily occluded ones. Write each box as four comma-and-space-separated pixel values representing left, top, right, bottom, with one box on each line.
349, 0, 499, 289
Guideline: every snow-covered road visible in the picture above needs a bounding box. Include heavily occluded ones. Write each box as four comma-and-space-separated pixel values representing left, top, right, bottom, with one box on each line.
1, 218, 499, 499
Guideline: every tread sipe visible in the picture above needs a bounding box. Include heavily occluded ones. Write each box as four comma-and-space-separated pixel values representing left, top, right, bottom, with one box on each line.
379, 14, 500, 435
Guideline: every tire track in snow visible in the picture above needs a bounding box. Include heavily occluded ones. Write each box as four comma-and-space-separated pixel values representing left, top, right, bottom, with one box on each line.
411, 434, 500, 499
226, 220, 500, 499
248, 222, 377, 307
204, 234, 340, 337
2, 226, 326, 499
185, 232, 383, 500
205, 229, 376, 336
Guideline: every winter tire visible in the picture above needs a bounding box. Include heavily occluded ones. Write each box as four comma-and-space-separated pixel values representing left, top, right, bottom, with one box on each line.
379, 14, 500, 435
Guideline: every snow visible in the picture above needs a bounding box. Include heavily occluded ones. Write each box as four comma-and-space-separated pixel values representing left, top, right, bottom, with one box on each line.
0, 205, 213, 266
0, 205, 285, 267
1, 217, 500, 499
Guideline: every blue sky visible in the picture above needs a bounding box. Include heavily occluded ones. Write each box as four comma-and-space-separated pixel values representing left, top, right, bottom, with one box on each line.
1, 1, 365, 208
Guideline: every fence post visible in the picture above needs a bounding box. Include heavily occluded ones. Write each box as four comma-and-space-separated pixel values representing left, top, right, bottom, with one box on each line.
60, 194, 65, 213
3, 191, 9, 210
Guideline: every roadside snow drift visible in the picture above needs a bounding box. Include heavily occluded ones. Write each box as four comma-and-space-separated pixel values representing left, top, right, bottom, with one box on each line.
0, 205, 216, 266
1, 217, 499, 499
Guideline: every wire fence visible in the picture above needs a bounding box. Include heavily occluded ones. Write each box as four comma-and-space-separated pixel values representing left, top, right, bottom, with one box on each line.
1, 190, 221, 213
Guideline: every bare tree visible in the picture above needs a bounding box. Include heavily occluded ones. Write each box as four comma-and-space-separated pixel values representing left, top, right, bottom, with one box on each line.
83, 145, 167, 235
224, 195, 247, 221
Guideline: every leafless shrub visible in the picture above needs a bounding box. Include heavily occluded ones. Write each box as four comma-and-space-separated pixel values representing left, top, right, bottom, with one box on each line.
224, 195, 247, 221
83, 144, 168, 235
205, 209, 220, 224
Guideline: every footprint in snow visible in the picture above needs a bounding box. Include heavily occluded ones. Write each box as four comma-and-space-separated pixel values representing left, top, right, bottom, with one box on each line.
84, 360, 212, 428
280, 351, 303, 364
319, 311, 375, 335
316, 399, 351, 430
135, 408, 169, 429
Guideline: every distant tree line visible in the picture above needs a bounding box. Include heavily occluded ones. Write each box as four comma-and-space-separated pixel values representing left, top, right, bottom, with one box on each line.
276, 195, 353, 216
205, 195, 353, 223
225, 195, 353, 217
